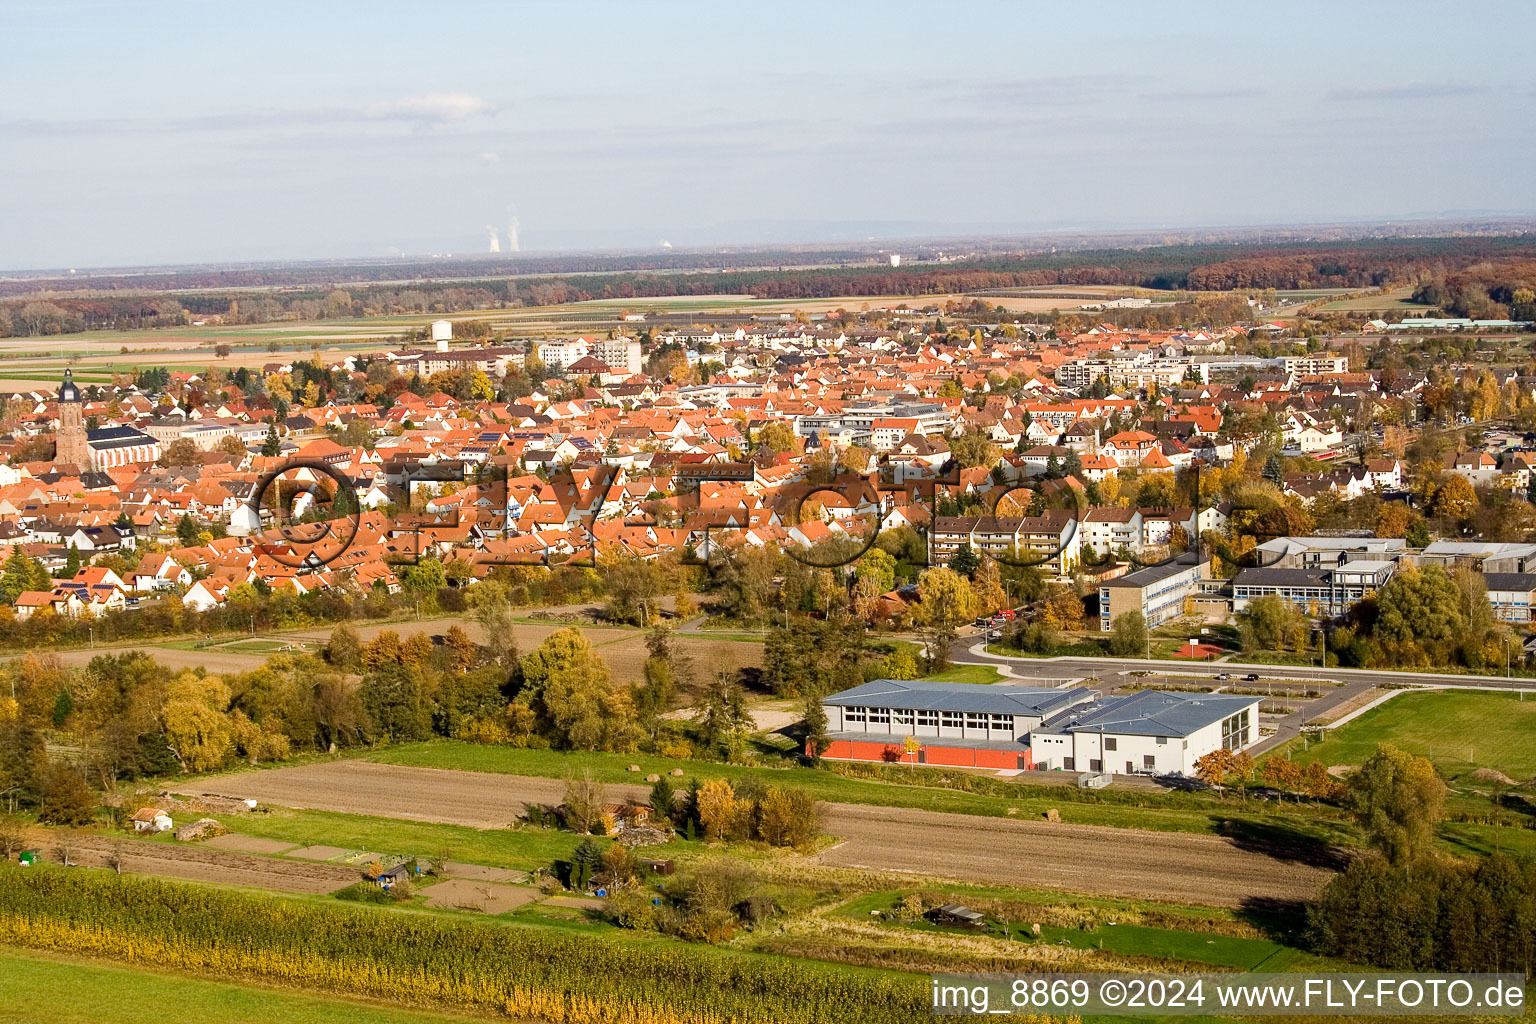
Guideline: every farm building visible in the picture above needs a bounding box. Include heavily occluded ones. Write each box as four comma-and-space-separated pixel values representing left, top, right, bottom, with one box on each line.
130, 807, 173, 833
816, 679, 1260, 777
927, 904, 986, 929
816, 679, 1094, 770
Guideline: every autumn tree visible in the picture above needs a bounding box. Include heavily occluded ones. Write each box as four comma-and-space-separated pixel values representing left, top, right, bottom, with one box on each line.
160, 437, 201, 467
914, 567, 973, 669
1346, 743, 1447, 865
753, 421, 797, 454
695, 779, 738, 841
521, 629, 639, 751
160, 672, 234, 772
755, 786, 818, 847
325, 624, 364, 671
1430, 475, 1476, 522
38, 763, 97, 824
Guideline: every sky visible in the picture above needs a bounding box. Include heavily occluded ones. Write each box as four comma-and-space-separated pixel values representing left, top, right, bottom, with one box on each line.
2, 0, 1533, 269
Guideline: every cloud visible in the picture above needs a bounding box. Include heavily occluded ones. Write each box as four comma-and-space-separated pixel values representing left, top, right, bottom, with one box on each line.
1139, 87, 1266, 102
364, 92, 496, 123
1326, 82, 1490, 101
480, 151, 501, 164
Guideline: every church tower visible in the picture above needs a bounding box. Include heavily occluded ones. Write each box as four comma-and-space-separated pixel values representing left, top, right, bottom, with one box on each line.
56, 369, 89, 469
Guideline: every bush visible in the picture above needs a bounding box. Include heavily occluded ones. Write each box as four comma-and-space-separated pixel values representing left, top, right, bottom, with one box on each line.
334, 882, 407, 904
38, 765, 96, 826
755, 786, 819, 848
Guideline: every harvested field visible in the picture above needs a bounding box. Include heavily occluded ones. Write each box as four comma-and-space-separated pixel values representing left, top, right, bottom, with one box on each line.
39, 833, 359, 895
202, 833, 297, 855
542, 895, 607, 911
52, 645, 271, 674
443, 861, 527, 884
812, 802, 1334, 907
420, 879, 538, 913
175, 761, 1336, 907
287, 844, 366, 862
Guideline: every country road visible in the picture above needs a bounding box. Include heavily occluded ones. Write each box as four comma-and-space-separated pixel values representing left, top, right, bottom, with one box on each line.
173, 760, 1336, 907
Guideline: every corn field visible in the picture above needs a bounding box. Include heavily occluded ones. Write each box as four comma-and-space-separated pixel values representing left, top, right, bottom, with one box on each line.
0, 868, 933, 1023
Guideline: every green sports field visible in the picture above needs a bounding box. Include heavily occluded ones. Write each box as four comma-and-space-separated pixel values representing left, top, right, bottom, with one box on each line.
1286, 690, 1536, 784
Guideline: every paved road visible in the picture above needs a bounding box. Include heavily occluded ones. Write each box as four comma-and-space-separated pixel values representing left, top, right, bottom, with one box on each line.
952, 636, 1535, 756
174, 760, 1334, 907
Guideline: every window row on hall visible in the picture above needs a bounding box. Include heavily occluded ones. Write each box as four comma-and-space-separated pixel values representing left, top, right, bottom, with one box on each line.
841, 707, 1015, 732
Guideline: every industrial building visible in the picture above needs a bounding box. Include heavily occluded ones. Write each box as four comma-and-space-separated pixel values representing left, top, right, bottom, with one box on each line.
1027, 689, 1260, 776
816, 678, 1259, 776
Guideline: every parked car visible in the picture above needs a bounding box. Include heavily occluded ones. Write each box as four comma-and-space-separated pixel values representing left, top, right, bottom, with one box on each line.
974, 617, 990, 628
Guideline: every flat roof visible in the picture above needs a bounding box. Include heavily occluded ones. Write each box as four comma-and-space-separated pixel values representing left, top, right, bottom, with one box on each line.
1231, 567, 1331, 588
824, 679, 1091, 717
1482, 573, 1536, 593
1103, 551, 1205, 590
1040, 690, 1259, 739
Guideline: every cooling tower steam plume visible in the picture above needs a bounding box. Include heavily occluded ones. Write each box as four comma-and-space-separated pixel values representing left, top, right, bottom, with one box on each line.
486, 226, 501, 253
507, 209, 520, 252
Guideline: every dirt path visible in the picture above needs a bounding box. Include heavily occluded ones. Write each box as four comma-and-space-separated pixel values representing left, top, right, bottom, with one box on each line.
34, 832, 361, 895
171, 761, 1334, 907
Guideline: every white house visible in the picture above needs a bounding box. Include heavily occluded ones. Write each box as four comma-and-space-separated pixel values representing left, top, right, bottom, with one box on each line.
1078, 507, 1142, 556
1366, 458, 1402, 490
131, 807, 174, 833
182, 580, 228, 612
132, 553, 192, 592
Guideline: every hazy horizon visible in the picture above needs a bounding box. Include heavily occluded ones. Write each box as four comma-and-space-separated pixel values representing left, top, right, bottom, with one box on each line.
3, 0, 1533, 269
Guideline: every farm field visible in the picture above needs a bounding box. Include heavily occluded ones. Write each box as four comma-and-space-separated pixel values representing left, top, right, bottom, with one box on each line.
223, 805, 685, 872
360, 741, 1351, 841
1315, 286, 1429, 312
0, 950, 487, 1024
47, 616, 767, 695
172, 759, 1337, 906
34, 830, 359, 895
0, 284, 1196, 386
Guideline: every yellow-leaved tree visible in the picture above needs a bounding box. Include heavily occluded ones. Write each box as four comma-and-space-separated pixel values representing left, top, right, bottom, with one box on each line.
160, 671, 233, 773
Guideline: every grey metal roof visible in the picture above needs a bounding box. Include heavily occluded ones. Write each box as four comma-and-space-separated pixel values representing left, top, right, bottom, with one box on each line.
1231, 567, 1331, 588
1482, 573, 1536, 593
1103, 551, 1204, 589
1040, 690, 1257, 738
87, 426, 158, 450
824, 679, 1091, 716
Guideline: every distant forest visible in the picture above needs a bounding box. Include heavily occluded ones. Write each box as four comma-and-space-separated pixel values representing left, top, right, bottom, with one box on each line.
3, 235, 1535, 339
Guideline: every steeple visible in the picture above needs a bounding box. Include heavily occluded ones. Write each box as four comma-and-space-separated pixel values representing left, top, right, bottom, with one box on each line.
58, 368, 81, 404
56, 369, 89, 469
